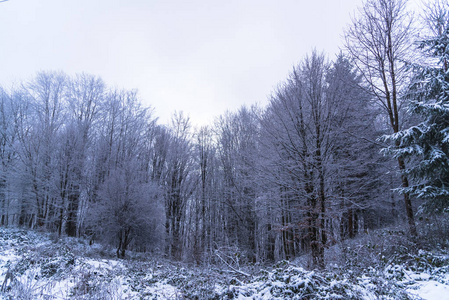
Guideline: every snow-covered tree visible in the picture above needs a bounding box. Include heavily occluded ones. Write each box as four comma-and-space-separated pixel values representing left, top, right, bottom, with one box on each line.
260, 51, 337, 268
326, 54, 386, 239
385, 6, 449, 213
214, 107, 260, 262
88, 162, 163, 258
345, 0, 418, 236
163, 112, 196, 260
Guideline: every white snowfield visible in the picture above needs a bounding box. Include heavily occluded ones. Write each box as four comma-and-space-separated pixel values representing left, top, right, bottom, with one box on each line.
1, 227, 449, 299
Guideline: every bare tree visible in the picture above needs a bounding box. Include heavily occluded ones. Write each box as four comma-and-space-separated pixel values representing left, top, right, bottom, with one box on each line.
190, 126, 215, 263
86, 88, 162, 257
88, 162, 163, 258
214, 107, 260, 262
260, 52, 332, 268
163, 112, 196, 260
345, 0, 417, 236
421, 0, 449, 37
0, 87, 21, 226
59, 74, 105, 237
326, 54, 386, 239
19, 72, 67, 230
259, 51, 384, 268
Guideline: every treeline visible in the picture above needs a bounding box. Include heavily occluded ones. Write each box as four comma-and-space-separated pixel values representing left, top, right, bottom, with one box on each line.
1, 0, 448, 269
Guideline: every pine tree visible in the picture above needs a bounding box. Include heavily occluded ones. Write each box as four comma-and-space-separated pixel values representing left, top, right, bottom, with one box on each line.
385, 24, 449, 213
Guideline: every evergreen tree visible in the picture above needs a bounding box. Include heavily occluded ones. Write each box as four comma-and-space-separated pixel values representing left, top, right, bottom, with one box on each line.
385, 24, 449, 213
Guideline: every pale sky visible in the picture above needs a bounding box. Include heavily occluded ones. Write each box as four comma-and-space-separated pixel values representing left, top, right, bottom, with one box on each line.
0, 0, 363, 126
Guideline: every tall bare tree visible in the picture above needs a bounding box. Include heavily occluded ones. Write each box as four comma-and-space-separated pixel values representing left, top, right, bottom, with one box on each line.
19, 72, 67, 230
215, 107, 260, 262
345, 0, 417, 236
60, 74, 105, 237
164, 112, 196, 260
0, 87, 22, 226
260, 52, 332, 268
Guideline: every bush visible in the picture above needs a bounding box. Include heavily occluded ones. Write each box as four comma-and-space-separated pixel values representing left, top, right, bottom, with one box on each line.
417, 213, 449, 250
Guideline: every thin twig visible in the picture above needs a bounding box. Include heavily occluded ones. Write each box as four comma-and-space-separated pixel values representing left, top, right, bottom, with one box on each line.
214, 251, 251, 277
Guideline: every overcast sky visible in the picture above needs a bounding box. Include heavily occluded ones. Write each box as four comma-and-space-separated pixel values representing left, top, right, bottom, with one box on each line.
0, 0, 363, 126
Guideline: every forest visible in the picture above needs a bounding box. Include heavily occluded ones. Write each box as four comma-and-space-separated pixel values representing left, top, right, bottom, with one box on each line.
1, 1, 449, 297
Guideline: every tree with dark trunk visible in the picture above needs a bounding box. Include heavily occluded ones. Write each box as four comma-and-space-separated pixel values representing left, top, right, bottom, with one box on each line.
345, 0, 417, 236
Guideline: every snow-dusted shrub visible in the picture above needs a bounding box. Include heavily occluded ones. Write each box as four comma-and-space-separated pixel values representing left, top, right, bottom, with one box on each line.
418, 212, 449, 249
54, 236, 105, 259
336, 226, 414, 271
168, 269, 221, 299
137, 262, 225, 299
12, 242, 76, 279
70, 270, 123, 300
6, 269, 42, 300
224, 263, 364, 299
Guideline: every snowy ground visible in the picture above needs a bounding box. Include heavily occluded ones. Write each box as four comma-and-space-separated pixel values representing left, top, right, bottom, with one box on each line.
0, 227, 448, 299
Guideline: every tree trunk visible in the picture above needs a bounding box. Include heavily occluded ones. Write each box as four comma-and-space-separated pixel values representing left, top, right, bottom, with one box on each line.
348, 208, 357, 239
66, 190, 79, 237
398, 156, 417, 237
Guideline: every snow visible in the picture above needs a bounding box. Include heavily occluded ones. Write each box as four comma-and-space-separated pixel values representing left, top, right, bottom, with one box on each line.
0, 228, 183, 299
0, 249, 19, 266
408, 280, 449, 300
1, 227, 449, 299
407, 271, 431, 281
83, 258, 120, 270
145, 282, 181, 299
